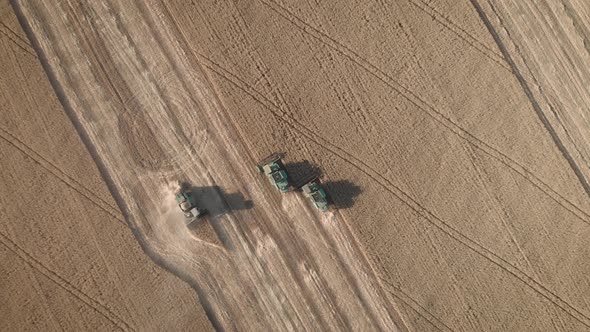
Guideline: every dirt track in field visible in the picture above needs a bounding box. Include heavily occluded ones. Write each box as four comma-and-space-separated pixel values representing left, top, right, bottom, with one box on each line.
5, 0, 590, 331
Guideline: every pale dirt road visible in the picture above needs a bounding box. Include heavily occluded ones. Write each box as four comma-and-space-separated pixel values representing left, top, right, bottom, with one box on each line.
14, 0, 407, 331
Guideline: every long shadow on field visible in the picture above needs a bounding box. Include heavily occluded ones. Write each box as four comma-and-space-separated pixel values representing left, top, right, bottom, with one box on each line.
284, 160, 362, 209
284, 160, 323, 188
323, 180, 362, 209
189, 185, 254, 218
186, 185, 254, 250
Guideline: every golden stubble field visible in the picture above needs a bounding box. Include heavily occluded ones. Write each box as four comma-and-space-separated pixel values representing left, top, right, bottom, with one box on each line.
2, 0, 590, 331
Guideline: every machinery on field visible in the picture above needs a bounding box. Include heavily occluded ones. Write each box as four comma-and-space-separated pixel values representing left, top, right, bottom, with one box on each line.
256, 152, 332, 211
301, 177, 329, 212
174, 182, 206, 222
256, 152, 290, 193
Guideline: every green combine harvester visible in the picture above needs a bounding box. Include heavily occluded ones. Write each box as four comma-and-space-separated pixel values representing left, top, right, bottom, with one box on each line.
301, 177, 329, 212
174, 183, 206, 223
257, 152, 290, 193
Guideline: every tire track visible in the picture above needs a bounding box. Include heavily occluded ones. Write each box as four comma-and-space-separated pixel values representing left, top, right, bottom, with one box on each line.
227, 0, 306, 132
1, 20, 32, 47
282, 196, 384, 330
1, 94, 134, 325
380, 278, 455, 332
407, 0, 510, 71
0, 127, 124, 223
294, 2, 403, 194
259, 0, 590, 225
0, 230, 133, 331
471, 0, 590, 200
312, 207, 406, 331
0, 21, 35, 56
462, 142, 544, 277
24, 265, 67, 330
194, 53, 590, 328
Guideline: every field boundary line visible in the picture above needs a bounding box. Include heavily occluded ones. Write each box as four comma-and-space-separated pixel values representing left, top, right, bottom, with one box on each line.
195, 54, 590, 327
259, 0, 590, 224
0, 126, 124, 223
0, 230, 133, 331
407, 0, 509, 71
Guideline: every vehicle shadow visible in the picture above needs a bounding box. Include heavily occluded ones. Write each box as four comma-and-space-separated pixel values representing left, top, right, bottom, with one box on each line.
189, 185, 254, 218
323, 180, 362, 209
183, 184, 253, 250
284, 160, 323, 188
284, 160, 362, 209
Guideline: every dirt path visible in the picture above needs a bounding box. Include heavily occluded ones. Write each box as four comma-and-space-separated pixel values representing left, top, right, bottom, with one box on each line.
13, 0, 407, 330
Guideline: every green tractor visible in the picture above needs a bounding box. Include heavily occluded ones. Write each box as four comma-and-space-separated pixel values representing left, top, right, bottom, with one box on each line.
174, 183, 206, 222
301, 177, 329, 212
257, 152, 290, 193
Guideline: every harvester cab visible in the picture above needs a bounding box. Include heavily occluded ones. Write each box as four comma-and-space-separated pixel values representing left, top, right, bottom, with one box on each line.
174, 183, 206, 222
257, 152, 290, 193
301, 177, 329, 212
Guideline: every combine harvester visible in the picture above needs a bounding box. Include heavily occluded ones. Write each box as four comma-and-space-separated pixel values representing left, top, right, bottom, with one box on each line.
174, 182, 207, 224
256, 152, 331, 212
256, 152, 290, 193
301, 177, 330, 212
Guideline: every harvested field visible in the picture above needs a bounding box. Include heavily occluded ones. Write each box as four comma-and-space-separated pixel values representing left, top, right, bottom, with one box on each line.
3, 0, 590, 331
